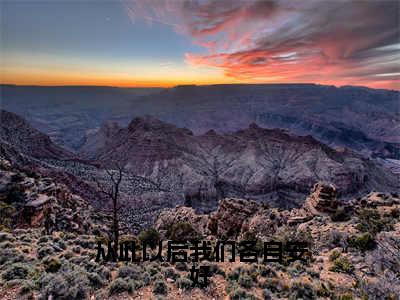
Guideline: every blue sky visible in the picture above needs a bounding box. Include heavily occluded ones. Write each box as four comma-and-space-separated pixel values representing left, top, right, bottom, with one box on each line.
1, 1, 226, 86
2, 1, 201, 61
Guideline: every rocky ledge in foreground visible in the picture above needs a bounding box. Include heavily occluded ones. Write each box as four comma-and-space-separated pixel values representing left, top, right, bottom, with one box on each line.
0, 181, 399, 299
151, 183, 400, 299
155, 182, 399, 239
0, 157, 111, 235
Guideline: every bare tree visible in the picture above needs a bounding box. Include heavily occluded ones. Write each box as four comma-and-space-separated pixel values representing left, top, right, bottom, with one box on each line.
91, 159, 187, 245
93, 162, 124, 252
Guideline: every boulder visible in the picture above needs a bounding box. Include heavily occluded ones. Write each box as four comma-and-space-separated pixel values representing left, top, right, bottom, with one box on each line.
208, 198, 259, 239
154, 205, 209, 237
242, 208, 288, 237
25, 194, 54, 208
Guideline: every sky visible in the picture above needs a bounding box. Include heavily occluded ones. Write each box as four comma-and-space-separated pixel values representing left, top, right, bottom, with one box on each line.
1, 0, 399, 89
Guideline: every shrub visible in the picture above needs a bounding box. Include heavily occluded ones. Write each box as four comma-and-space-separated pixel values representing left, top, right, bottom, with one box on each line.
0, 231, 14, 243
117, 265, 142, 280
60, 251, 73, 260
38, 236, 50, 244
0, 248, 24, 266
328, 230, 348, 249
307, 268, 320, 278
166, 222, 201, 241
225, 280, 238, 294
0, 224, 11, 232
146, 262, 161, 276
259, 265, 277, 278
109, 278, 129, 295
329, 250, 341, 261
40, 265, 90, 299
64, 232, 76, 240
176, 277, 192, 290
76, 236, 94, 249
331, 208, 351, 222
174, 262, 188, 271
247, 264, 259, 280
56, 240, 67, 250
161, 261, 170, 267
21, 246, 31, 255
44, 257, 62, 273
273, 226, 314, 254
258, 278, 283, 293
227, 266, 246, 281
70, 256, 85, 265
208, 217, 218, 235
0, 241, 13, 249
129, 273, 151, 291
239, 274, 254, 289
2, 263, 31, 281
229, 287, 258, 300
316, 283, 330, 297
348, 233, 376, 252
82, 260, 97, 273
142, 272, 151, 285
138, 228, 160, 249
97, 266, 111, 281
37, 246, 54, 259
88, 272, 104, 288
289, 281, 316, 300
262, 289, 272, 300
127, 277, 146, 291
153, 279, 168, 295
19, 279, 36, 295
356, 209, 391, 235
330, 257, 354, 274
389, 207, 400, 219
0, 202, 16, 228
72, 246, 81, 254
20, 235, 32, 243
287, 266, 301, 277
294, 260, 308, 271
152, 273, 164, 281
338, 294, 354, 300
162, 267, 179, 280
128, 278, 145, 292
207, 263, 225, 277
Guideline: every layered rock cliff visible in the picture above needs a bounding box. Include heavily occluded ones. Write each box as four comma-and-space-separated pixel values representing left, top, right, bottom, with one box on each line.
85, 116, 398, 211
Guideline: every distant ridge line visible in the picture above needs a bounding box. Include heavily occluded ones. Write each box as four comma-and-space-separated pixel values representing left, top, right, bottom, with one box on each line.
1, 83, 398, 92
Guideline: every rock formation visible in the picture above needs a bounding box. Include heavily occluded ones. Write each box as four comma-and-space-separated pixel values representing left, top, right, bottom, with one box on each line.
81, 116, 398, 212
303, 182, 339, 214
1, 109, 398, 232
0, 157, 110, 235
0, 110, 74, 160
208, 198, 259, 239
154, 205, 209, 238
5, 84, 399, 158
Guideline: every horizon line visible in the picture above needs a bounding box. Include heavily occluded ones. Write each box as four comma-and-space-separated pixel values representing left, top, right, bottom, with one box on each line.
1, 82, 398, 92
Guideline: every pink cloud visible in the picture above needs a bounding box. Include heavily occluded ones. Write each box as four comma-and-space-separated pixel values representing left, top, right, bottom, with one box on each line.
124, 0, 400, 89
